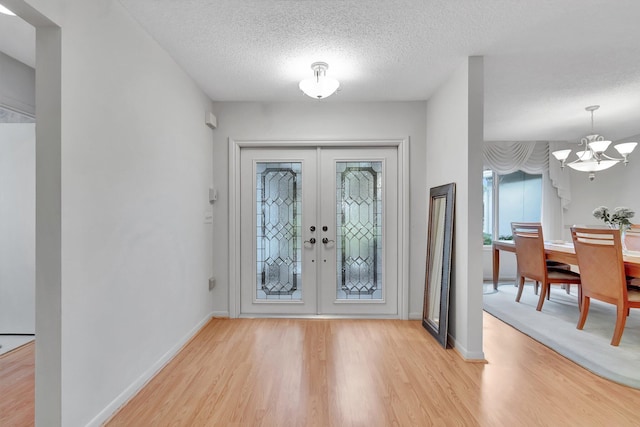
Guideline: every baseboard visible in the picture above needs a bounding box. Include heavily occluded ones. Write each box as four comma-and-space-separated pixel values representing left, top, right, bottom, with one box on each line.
408, 312, 422, 320
448, 334, 486, 362
211, 311, 230, 318
87, 312, 215, 427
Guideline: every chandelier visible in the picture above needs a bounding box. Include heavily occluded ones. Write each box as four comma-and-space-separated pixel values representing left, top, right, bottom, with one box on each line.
551, 105, 637, 181
299, 62, 340, 100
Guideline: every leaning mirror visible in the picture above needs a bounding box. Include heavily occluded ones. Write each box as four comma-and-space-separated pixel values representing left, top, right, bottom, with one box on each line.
422, 183, 455, 348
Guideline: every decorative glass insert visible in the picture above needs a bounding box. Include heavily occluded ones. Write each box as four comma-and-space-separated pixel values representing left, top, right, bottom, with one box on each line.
336, 161, 383, 300
256, 162, 302, 300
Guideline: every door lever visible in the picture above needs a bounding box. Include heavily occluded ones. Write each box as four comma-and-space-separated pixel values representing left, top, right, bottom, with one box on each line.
304, 238, 317, 244
322, 238, 335, 244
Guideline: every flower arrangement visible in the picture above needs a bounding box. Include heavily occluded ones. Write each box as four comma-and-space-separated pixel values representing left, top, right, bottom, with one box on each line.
592, 206, 635, 231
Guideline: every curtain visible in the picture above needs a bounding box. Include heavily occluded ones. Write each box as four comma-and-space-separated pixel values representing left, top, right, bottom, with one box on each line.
483, 141, 548, 174
548, 141, 572, 210
483, 141, 571, 241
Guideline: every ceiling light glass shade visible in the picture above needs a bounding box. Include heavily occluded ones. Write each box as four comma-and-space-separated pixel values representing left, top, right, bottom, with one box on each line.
588, 139, 611, 154
614, 142, 638, 155
575, 150, 593, 161
299, 62, 340, 99
552, 149, 571, 161
0, 4, 16, 15
299, 77, 340, 99
567, 159, 618, 172
552, 106, 634, 180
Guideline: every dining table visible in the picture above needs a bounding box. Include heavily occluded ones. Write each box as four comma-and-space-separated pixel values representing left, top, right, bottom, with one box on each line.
491, 240, 640, 290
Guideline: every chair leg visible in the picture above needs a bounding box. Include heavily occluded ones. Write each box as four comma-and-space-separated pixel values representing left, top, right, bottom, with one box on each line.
611, 305, 628, 346
536, 282, 548, 311
546, 285, 551, 300
577, 296, 590, 330
565, 284, 571, 295
577, 286, 582, 311
515, 276, 525, 302
534, 281, 539, 295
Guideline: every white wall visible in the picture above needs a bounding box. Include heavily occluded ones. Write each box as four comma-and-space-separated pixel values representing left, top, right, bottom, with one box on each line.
562, 135, 640, 239
12, 0, 215, 425
0, 123, 35, 333
0, 51, 35, 116
426, 57, 484, 359
209, 101, 427, 318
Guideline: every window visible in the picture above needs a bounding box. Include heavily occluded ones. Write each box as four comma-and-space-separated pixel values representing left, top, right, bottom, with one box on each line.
483, 169, 543, 245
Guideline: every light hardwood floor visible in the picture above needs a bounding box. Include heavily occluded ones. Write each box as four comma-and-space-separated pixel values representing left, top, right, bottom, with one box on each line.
4, 314, 640, 426
0, 341, 34, 427
107, 313, 640, 426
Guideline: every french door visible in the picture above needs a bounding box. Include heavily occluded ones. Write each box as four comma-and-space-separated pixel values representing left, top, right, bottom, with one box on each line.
239, 146, 399, 316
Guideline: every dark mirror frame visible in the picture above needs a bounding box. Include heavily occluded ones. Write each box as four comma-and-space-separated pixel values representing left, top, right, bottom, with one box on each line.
422, 182, 455, 348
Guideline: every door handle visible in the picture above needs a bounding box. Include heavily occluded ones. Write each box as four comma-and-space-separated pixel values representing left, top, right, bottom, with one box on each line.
304, 238, 317, 244
322, 238, 335, 244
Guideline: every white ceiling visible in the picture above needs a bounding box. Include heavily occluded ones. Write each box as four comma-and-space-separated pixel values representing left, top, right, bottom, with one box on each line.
0, 9, 34, 67
3, 1, 640, 141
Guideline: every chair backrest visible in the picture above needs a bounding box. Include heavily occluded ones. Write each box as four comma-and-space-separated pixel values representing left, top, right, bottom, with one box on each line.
511, 222, 546, 282
625, 224, 640, 251
570, 226, 627, 304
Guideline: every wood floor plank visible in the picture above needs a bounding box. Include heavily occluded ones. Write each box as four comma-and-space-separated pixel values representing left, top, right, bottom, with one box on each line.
106, 315, 640, 426
5, 314, 640, 426
0, 342, 34, 427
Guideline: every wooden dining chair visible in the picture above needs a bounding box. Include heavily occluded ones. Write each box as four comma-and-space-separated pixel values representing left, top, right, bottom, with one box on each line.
570, 226, 640, 346
625, 224, 640, 251
511, 223, 581, 311
625, 225, 640, 288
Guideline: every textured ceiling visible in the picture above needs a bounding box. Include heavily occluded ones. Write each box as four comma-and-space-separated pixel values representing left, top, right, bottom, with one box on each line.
3, 1, 640, 142
116, 0, 640, 141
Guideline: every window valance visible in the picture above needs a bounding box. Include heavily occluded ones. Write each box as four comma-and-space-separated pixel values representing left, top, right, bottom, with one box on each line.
483, 141, 548, 175
483, 141, 571, 209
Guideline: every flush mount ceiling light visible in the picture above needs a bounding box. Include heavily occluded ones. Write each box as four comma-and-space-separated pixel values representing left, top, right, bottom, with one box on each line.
552, 105, 637, 181
299, 62, 340, 100
0, 4, 16, 15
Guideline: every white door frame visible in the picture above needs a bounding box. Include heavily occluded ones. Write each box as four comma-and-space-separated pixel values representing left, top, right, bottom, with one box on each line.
229, 138, 410, 319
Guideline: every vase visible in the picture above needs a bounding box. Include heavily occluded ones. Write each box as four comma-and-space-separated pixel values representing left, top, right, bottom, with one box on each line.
608, 224, 628, 251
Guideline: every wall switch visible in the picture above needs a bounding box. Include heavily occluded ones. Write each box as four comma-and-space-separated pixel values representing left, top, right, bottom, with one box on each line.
208, 277, 216, 290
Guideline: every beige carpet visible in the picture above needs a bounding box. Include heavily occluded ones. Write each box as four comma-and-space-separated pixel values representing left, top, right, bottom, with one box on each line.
483, 282, 640, 389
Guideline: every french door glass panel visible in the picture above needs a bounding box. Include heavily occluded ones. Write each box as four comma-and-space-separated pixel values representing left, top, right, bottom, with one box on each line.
240, 147, 398, 316
336, 161, 383, 300
256, 162, 302, 300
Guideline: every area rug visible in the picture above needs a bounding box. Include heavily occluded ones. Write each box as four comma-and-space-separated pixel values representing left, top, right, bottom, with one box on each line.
483, 282, 640, 389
